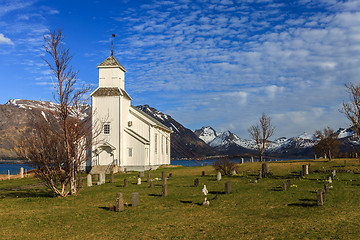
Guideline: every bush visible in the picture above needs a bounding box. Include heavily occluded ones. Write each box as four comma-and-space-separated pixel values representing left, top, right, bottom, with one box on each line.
213, 158, 237, 175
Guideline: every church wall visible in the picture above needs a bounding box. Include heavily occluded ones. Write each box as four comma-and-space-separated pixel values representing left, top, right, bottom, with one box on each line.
124, 132, 146, 167
128, 111, 151, 141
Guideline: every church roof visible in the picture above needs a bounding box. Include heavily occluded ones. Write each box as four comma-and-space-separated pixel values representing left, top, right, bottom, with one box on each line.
130, 105, 172, 133
91, 87, 133, 100
98, 55, 127, 72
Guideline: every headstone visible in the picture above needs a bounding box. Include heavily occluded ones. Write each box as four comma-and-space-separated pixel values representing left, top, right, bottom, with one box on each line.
300, 170, 303, 177
147, 173, 151, 182
324, 184, 329, 193
202, 171, 205, 177
162, 171, 165, 180
149, 180, 154, 188
202, 185, 209, 206
262, 163, 269, 177
87, 174, 92, 187
308, 163, 312, 174
115, 192, 124, 212
20, 167, 24, 178
317, 190, 323, 206
162, 184, 168, 197
314, 154, 317, 160
231, 169, 237, 175
241, 158, 244, 164
303, 164, 309, 175
225, 181, 231, 194
217, 172, 222, 181
194, 178, 199, 187
99, 172, 105, 184
137, 177, 141, 185
331, 170, 336, 180
168, 173, 172, 178
286, 180, 291, 189
138, 171, 144, 178
251, 157, 254, 163
132, 192, 140, 207
282, 182, 287, 191
8, 170, 10, 180
124, 178, 128, 187
328, 176, 332, 184
344, 160, 347, 167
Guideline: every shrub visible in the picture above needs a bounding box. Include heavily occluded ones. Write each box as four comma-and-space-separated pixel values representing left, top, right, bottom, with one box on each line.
213, 158, 237, 175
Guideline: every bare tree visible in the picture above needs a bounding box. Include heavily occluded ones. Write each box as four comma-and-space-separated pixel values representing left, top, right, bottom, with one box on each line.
342, 82, 360, 138
15, 29, 93, 197
248, 113, 275, 162
313, 127, 339, 161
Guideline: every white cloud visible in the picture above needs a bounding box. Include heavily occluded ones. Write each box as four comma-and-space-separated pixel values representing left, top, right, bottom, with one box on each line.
0, 33, 14, 45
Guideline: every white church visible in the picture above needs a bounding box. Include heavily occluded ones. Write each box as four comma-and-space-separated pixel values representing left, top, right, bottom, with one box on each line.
86, 49, 172, 172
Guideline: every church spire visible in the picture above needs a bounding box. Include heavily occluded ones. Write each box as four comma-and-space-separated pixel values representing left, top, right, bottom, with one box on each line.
111, 34, 115, 56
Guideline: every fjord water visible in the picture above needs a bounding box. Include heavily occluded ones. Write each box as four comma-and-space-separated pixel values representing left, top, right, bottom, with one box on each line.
0, 162, 31, 175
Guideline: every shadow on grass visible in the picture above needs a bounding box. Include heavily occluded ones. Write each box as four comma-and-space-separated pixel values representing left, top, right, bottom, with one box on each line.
0, 189, 55, 198
270, 186, 283, 192
148, 193, 162, 197
288, 198, 317, 207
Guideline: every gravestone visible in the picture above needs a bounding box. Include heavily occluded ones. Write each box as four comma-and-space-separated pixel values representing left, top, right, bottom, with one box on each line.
20, 167, 24, 178
194, 178, 199, 187
217, 172, 222, 181
324, 184, 329, 193
241, 158, 244, 164
137, 178, 141, 185
124, 178, 128, 187
162, 184, 168, 197
300, 170, 303, 177
225, 181, 232, 194
344, 160, 347, 167
149, 180, 154, 188
262, 163, 269, 177
168, 173, 172, 178
314, 154, 317, 160
308, 163, 312, 174
87, 174, 92, 187
202, 171, 205, 177
132, 192, 140, 207
138, 171, 144, 178
231, 169, 237, 175
317, 190, 323, 206
251, 157, 254, 163
282, 182, 287, 191
286, 180, 291, 189
331, 170, 336, 180
328, 176, 332, 184
302, 165, 309, 175
162, 171, 165, 180
116, 192, 124, 212
147, 173, 151, 182
99, 172, 105, 184
8, 170, 10, 180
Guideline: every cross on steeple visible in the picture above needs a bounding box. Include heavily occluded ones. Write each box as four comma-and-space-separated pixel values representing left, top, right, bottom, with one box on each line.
111, 34, 115, 56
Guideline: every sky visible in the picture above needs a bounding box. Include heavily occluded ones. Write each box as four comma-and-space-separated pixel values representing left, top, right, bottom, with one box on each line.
1, 0, 360, 139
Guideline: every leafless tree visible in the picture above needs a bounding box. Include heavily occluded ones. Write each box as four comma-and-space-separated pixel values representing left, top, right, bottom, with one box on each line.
313, 127, 339, 161
248, 113, 275, 162
342, 82, 360, 138
15, 29, 94, 197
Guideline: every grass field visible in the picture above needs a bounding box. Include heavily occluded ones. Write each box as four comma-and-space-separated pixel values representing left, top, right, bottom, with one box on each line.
0, 159, 360, 239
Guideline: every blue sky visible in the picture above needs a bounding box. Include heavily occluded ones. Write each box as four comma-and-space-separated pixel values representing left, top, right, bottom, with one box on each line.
1, 0, 360, 139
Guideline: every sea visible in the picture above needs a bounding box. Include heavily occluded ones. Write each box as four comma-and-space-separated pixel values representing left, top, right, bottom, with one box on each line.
0, 158, 299, 175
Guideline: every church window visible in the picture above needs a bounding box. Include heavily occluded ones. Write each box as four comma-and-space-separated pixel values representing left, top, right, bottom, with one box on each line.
104, 124, 110, 134
155, 133, 158, 153
128, 148, 133, 157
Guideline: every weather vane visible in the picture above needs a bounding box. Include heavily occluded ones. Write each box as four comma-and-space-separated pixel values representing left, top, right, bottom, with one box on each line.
111, 34, 116, 56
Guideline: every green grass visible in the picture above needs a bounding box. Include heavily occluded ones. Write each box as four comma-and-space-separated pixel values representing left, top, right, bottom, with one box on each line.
1, 159, 360, 239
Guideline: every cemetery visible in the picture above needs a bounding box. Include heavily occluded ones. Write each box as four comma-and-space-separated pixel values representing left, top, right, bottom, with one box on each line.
0, 158, 360, 239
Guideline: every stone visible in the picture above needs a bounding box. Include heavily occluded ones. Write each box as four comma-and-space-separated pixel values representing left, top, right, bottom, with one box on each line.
251, 157, 254, 163
99, 172, 106, 184
282, 182, 287, 191
20, 167, 24, 178
168, 173, 172, 178
314, 154, 317, 160
241, 158, 244, 164
329, 176, 332, 184
132, 192, 140, 207
308, 163, 312, 174
124, 178, 128, 187
137, 178, 141, 185
300, 170, 303, 177
147, 173, 151, 182
302, 164, 309, 175
162, 184, 168, 197
286, 180, 291, 189
231, 169, 237, 175
317, 190, 323, 206
202, 198, 210, 206
138, 171, 144, 178
162, 171, 165, 180
194, 178, 199, 187
217, 172, 222, 181
202, 171, 205, 177
225, 181, 231, 194
149, 180, 154, 188
344, 160, 347, 167
115, 192, 124, 212
262, 163, 269, 177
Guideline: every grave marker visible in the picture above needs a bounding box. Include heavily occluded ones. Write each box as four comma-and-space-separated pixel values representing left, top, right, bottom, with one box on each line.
116, 192, 124, 212
162, 184, 168, 197
317, 190, 323, 206
132, 192, 140, 207
202, 171, 205, 177
194, 178, 199, 187
20, 167, 24, 178
231, 169, 237, 175
87, 174, 92, 187
138, 171, 144, 178
241, 158, 244, 164
217, 172, 222, 181
147, 173, 151, 182
137, 178, 141, 185
344, 160, 347, 167
282, 182, 287, 191
124, 178, 128, 187
149, 180, 154, 188
225, 181, 232, 194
